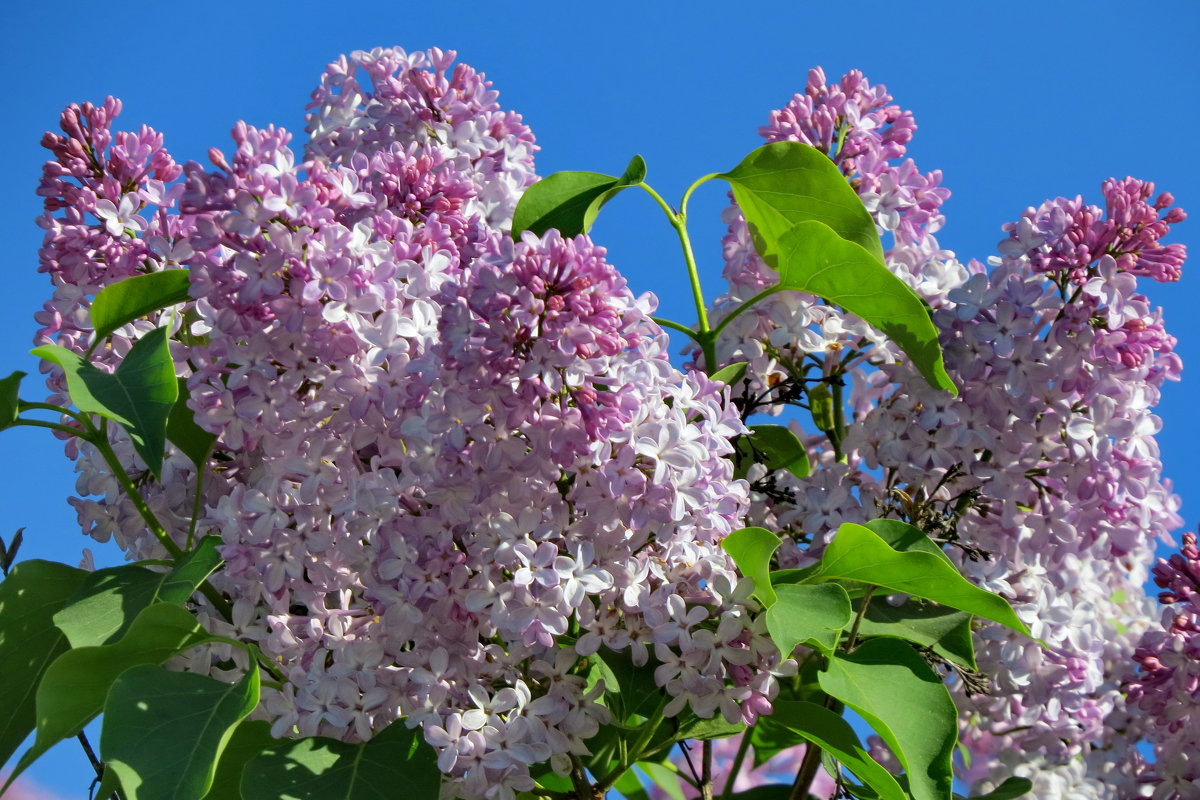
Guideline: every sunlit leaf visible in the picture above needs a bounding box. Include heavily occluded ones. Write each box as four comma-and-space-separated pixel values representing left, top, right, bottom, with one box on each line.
719, 141, 884, 263
90, 270, 191, 346
512, 155, 646, 238
766, 583, 852, 656
819, 639, 957, 800
858, 600, 976, 670
802, 523, 1027, 635
33, 327, 179, 478
722, 527, 782, 607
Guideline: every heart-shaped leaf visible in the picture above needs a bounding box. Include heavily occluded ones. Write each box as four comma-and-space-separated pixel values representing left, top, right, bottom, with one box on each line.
512, 155, 646, 238
241, 719, 439, 800
766, 583, 853, 656
101, 665, 259, 800
801, 523, 1028, 635
719, 141, 884, 265
743, 424, 810, 479
0, 371, 25, 432
90, 270, 191, 348
722, 527, 782, 607
33, 326, 179, 478
8, 603, 213, 785
770, 700, 907, 800
0, 560, 88, 767
167, 378, 216, 469
819, 639, 957, 800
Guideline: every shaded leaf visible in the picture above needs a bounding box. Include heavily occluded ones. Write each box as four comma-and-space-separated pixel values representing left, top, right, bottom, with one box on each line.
719, 141, 884, 263
957, 776, 1034, 800
33, 327, 179, 478
0, 560, 88, 766
771, 220, 953, 393
241, 719, 439, 800
771, 700, 906, 800
858, 600, 976, 670
746, 424, 810, 479
54, 541, 223, 649
101, 665, 259, 800
727, 786, 793, 800
722, 527, 781, 607
512, 155, 646, 238
766, 583, 852, 656
9, 604, 212, 784
803, 523, 1028, 635
91, 270, 191, 346
167, 378, 216, 469
0, 371, 25, 432
201, 720, 277, 800
819, 638, 957, 800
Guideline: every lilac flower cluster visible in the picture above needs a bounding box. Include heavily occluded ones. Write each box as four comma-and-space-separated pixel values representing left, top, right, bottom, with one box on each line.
33, 48, 789, 800
1127, 532, 1200, 795
710, 69, 1188, 797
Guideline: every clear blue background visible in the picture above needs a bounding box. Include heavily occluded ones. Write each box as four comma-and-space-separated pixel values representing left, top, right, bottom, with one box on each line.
2, 2, 1197, 796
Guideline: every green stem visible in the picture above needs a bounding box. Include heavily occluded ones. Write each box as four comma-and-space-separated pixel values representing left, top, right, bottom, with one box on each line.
638, 182, 716, 373
711, 287, 781, 341
18, 400, 87, 423
186, 466, 206, 551
12, 418, 84, 437
595, 697, 669, 794
89, 425, 184, 561
652, 316, 703, 343
830, 376, 848, 464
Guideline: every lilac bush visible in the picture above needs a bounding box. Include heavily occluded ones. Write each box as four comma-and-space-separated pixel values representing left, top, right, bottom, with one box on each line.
1, 44, 1194, 800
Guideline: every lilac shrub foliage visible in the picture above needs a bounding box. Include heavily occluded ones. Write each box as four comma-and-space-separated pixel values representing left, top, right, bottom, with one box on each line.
27, 47, 1195, 798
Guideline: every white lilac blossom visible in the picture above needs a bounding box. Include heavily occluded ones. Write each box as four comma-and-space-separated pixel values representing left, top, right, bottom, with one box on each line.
32, 48, 790, 800
708, 67, 1187, 797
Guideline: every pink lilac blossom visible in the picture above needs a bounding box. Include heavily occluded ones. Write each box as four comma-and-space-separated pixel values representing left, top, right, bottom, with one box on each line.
708, 67, 1187, 797
32, 48, 791, 800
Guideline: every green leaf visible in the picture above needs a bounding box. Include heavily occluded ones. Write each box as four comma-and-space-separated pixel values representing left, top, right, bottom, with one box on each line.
241, 720, 440, 800
613, 767, 652, 800
638, 761, 686, 800
722, 527, 782, 607
90, 270, 191, 346
771, 220, 954, 393
746, 424, 810, 479
863, 519, 952, 564
167, 378, 216, 469
957, 776, 1034, 800
593, 646, 663, 723
770, 700, 906, 800
818, 638, 957, 800
718, 141, 884, 264
9, 603, 213, 784
33, 327, 179, 478
0, 370, 25, 431
766, 583, 852, 656
858, 600, 976, 670
0, 560, 88, 767
54, 541, 223, 649
201, 720, 277, 800
101, 665, 259, 800
711, 361, 749, 387
802, 523, 1028, 636
511, 154, 646, 238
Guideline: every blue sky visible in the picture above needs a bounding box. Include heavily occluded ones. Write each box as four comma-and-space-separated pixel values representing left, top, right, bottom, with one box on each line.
2, 2, 1198, 795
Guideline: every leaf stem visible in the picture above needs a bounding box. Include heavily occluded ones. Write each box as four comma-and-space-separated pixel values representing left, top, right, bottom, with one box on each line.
12, 418, 85, 437
17, 400, 87, 423
595, 697, 669, 794
652, 316, 703, 343
637, 182, 716, 373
